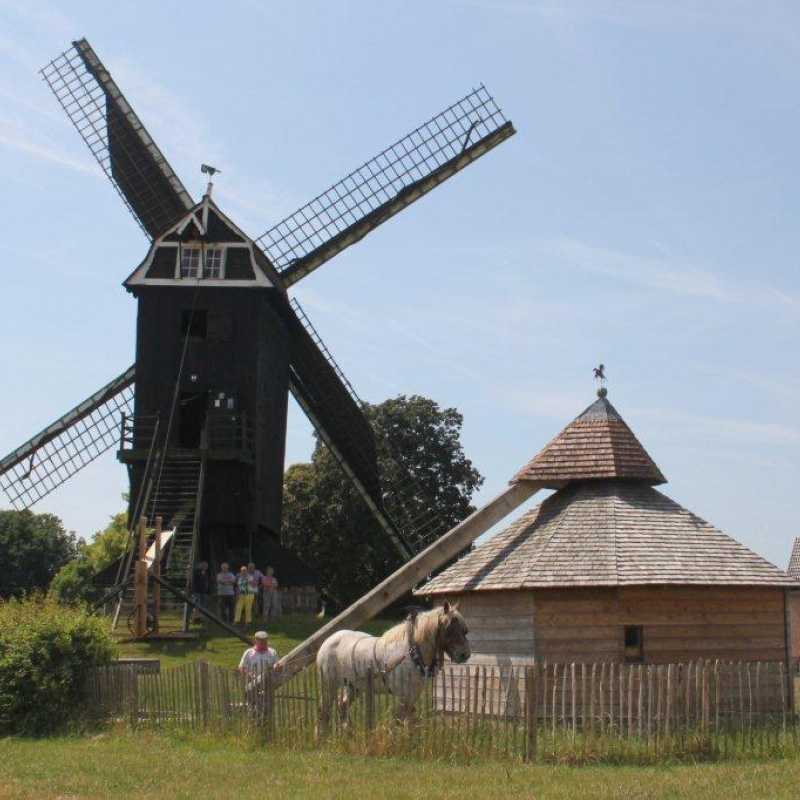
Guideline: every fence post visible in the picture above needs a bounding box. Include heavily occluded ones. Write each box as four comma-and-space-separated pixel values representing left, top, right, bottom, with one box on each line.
366, 669, 376, 732
571, 663, 577, 743
199, 661, 210, 730
264, 668, 275, 742
524, 666, 537, 762
780, 661, 787, 734
128, 666, 139, 729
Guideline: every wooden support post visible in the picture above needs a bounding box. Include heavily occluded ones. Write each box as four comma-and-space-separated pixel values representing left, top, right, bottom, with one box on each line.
134, 517, 148, 639
153, 516, 162, 634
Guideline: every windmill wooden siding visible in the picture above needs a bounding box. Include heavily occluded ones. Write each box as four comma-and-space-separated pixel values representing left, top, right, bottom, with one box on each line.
420, 391, 799, 668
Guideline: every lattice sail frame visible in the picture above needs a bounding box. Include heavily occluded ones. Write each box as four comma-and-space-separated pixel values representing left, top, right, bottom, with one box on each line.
256, 85, 514, 285
0, 368, 135, 510
40, 39, 193, 238
288, 300, 446, 558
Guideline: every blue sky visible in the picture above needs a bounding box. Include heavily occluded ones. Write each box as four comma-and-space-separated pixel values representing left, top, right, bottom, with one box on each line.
0, 1, 798, 569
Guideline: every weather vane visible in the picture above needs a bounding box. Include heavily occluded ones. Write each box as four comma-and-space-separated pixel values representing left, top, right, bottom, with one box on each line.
201, 163, 221, 197
593, 364, 607, 397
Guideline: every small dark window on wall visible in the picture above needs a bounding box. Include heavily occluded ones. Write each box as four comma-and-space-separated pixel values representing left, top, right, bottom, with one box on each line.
624, 625, 644, 663
207, 311, 233, 342
181, 309, 207, 339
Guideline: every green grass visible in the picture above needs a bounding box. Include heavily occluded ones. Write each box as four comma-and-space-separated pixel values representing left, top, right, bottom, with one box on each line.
2, 732, 800, 799
116, 613, 394, 670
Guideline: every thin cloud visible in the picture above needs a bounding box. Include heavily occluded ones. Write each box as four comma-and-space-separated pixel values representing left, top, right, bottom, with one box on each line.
0, 123, 100, 176
543, 237, 800, 311
632, 406, 800, 447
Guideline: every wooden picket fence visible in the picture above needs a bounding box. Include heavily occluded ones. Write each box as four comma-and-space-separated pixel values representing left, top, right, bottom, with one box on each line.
83, 658, 798, 762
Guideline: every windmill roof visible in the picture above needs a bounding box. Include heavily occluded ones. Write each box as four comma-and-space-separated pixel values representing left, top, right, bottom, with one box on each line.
512, 391, 666, 486
417, 480, 798, 595
788, 538, 800, 579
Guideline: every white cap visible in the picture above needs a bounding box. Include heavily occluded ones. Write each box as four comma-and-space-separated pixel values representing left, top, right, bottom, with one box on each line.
254, 630, 268, 640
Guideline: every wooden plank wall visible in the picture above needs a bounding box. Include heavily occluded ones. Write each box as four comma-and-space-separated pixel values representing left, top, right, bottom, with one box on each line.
534, 586, 787, 664
450, 591, 535, 664
788, 590, 800, 661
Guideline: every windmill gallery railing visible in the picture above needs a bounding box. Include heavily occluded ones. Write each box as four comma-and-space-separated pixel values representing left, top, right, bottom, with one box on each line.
119, 413, 255, 456
84, 658, 798, 762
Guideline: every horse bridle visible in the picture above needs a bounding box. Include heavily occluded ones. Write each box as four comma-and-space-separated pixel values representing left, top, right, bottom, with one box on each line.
407, 610, 444, 680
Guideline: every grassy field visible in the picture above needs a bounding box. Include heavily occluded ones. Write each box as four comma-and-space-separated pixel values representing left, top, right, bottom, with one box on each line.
116, 613, 394, 670
1, 733, 800, 799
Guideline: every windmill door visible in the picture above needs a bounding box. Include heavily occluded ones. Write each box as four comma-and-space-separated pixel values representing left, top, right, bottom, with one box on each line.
178, 391, 209, 448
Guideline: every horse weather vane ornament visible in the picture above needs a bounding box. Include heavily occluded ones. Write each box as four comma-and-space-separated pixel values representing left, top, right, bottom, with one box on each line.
0, 38, 516, 616
593, 364, 607, 396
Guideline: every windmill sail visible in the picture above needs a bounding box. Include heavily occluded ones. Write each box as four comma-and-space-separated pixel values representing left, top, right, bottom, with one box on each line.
256, 85, 515, 286
40, 39, 193, 238
279, 299, 414, 560
0, 367, 135, 510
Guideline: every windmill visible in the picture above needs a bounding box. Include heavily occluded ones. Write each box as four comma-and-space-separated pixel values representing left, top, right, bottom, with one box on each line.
0, 39, 515, 622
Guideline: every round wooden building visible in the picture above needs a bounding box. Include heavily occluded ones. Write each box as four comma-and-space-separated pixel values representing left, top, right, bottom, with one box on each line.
417, 390, 798, 666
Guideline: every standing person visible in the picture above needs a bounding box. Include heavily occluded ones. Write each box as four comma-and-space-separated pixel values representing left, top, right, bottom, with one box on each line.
246, 562, 263, 616
234, 566, 256, 625
191, 561, 211, 623
238, 631, 282, 698
261, 566, 281, 622
216, 562, 236, 623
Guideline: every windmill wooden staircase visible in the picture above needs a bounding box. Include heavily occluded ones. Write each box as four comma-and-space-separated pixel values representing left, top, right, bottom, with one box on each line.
112, 453, 205, 633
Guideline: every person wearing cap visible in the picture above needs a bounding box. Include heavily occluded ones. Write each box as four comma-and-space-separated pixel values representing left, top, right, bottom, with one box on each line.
238, 631, 281, 691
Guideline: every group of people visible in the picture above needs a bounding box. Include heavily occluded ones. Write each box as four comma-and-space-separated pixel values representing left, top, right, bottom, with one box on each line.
191, 562, 281, 625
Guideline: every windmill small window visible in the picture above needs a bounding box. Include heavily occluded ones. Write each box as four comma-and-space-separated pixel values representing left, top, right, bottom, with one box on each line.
179, 247, 201, 278
203, 247, 224, 278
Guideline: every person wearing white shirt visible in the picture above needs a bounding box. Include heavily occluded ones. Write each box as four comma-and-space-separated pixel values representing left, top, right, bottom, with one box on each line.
238, 631, 281, 692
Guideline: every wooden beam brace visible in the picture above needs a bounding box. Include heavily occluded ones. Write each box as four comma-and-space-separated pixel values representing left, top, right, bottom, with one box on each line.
278, 480, 542, 677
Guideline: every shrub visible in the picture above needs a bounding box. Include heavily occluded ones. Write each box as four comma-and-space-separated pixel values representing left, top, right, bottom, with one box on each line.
0, 595, 116, 735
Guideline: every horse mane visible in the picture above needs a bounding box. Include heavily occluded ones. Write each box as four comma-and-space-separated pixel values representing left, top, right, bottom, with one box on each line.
380, 607, 444, 646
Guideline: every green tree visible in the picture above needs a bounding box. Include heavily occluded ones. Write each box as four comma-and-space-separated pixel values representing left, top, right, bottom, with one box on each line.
282, 395, 483, 606
0, 510, 78, 598
49, 510, 129, 604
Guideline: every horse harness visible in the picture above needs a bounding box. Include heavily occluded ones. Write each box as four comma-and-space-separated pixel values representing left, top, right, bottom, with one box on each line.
407, 610, 444, 680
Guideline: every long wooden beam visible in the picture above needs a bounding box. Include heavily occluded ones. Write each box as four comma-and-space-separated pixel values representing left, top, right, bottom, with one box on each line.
277, 480, 543, 676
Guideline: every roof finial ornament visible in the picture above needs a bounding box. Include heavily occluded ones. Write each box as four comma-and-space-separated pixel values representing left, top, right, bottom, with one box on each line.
593, 363, 607, 398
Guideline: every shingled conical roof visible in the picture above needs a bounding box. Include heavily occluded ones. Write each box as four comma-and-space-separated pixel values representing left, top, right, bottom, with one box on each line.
417, 481, 798, 595
513, 390, 666, 486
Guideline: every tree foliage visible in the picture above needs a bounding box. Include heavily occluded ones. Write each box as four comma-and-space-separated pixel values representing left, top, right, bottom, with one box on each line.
49, 511, 129, 605
0, 510, 78, 598
282, 395, 483, 607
